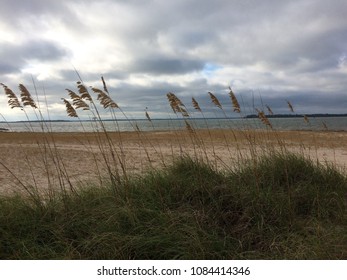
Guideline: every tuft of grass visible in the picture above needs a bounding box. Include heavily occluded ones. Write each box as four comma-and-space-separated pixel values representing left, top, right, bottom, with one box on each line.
0, 153, 346, 259
232, 152, 346, 220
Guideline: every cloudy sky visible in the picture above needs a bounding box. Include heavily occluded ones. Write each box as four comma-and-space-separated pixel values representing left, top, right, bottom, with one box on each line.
1, 0, 347, 120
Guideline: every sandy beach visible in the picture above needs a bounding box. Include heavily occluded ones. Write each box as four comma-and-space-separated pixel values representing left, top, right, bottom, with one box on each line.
0, 129, 346, 195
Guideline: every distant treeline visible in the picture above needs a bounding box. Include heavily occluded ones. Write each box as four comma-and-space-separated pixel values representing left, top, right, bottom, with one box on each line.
245, 113, 347, 119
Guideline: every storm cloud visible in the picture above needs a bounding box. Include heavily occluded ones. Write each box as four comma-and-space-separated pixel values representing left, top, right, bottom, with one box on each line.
0, 0, 346, 120
130, 58, 205, 75
1, 40, 69, 62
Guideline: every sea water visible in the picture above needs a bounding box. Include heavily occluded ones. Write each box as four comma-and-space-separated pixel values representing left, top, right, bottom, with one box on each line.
2, 117, 347, 133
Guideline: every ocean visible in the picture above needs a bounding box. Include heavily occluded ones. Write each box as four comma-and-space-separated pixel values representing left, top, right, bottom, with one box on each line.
2, 116, 347, 133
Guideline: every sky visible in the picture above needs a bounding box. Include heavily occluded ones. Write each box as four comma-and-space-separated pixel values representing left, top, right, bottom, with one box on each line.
1, 0, 347, 121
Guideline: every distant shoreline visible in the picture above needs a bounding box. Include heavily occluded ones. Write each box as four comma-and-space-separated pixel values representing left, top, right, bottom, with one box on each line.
245, 113, 347, 119
1, 113, 347, 123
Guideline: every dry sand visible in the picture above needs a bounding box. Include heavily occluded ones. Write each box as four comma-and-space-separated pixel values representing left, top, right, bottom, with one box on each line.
0, 129, 346, 195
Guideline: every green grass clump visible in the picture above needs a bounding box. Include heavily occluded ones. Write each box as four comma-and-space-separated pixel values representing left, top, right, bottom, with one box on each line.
0, 153, 346, 259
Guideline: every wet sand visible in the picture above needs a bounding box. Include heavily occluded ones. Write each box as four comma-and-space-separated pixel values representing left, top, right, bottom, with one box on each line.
0, 130, 346, 195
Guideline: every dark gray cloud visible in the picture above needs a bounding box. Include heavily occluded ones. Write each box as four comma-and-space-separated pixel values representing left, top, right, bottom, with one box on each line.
0, 64, 19, 75
130, 58, 205, 75
20, 40, 69, 61
0, 40, 69, 74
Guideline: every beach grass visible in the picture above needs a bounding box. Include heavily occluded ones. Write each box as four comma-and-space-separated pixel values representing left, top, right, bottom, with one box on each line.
0, 152, 346, 259
0, 79, 346, 259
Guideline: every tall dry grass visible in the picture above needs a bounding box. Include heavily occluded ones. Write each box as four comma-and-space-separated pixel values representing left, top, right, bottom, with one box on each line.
0, 77, 344, 195
0, 82, 77, 202
0, 78, 346, 260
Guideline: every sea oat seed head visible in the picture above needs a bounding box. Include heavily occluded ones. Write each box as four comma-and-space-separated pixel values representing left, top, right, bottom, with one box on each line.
287, 100, 294, 113
101, 76, 109, 93
77, 82, 92, 102
91, 87, 118, 109
66, 89, 80, 100
208, 92, 222, 109
256, 108, 273, 129
228, 87, 241, 113
65, 89, 90, 110
266, 105, 274, 115
145, 110, 152, 122
166, 92, 189, 117
19, 84, 37, 108
62, 98, 78, 117
192, 97, 201, 112
1, 83, 22, 109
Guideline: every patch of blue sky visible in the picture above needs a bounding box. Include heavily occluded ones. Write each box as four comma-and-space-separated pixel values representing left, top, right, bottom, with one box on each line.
202, 63, 222, 77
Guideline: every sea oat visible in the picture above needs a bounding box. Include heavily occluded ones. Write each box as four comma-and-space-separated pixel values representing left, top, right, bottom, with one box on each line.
19, 84, 37, 108
66, 89, 80, 100
256, 108, 273, 129
77, 81, 92, 102
65, 89, 90, 110
167, 92, 184, 107
167, 92, 189, 117
91, 87, 118, 109
266, 105, 274, 115
1, 83, 22, 109
208, 92, 222, 109
287, 100, 294, 113
167, 92, 178, 112
101, 76, 109, 93
145, 109, 151, 122
192, 97, 201, 112
62, 98, 78, 117
228, 87, 240, 113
